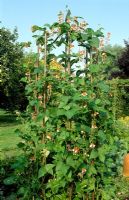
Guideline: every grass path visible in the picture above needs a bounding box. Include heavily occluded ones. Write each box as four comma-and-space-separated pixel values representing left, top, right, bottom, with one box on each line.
0, 109, 22, 159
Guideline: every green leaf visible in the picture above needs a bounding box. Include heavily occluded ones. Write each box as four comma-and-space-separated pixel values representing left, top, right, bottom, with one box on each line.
64, 105, 71, 110
76, 180, 88, 193
30, 100, 38, 106
37, 113, 45, 121
98, 147, 107, 162
11, 156, 27, 170
60, 95, 70, 105
65, 9, 71, 19
89, 165, 97, 175
97, 82, 110, 92
34, 67, 42, 74
4, 176, 17, 185
51, 22, 59, 29
46, 164, 55, 175
21, 77, 27, 82
81, 125, 91, 133
56, 161, 69, 176
25, 86, 33, 94
99, 154, 105, 162
56, 109, 65, 117
90, 150, 98, 159
71, 32, 78, 40
66, 156, 75, 168
17, 142, 25, 148
86, 28, 94, 37
31, 25, 45, 32
44, 23, 51, 28
15, 128, 21, 135
60, 22, 70, 33
65, 109, 77, 119
81, 33, 88, 41
38, 164, 55, 178
98, 130, 106, 142
94, 28, 104, 37
88, 177, 95, 191
38, 166, 46, 178
17, 187, 26, 195
95, 99, 101, 105
59, 131, 70, 140
89, 37, 99, 47
89, 64, 101, 73
67, 170, 72, 181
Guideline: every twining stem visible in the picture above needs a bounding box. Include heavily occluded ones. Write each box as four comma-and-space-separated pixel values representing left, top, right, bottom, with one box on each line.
90, 48, 93, 64
42, 31, 47, 135
86, 194, 89, 200
66, 31, 74, 200
65, 37, 67, 74
43, 32, 47, 113
36, 45, 40, 81
113, 82, 117, 124
92, 191, 95, 200
27, 64, 31, 82
67, 31, 71, 75
85, 48, 88, 76
65, 31, 71, 74
68, 183, 73, 200
34, 45, 40, 118
44, 32, 47, 77
41, 31, 48, 197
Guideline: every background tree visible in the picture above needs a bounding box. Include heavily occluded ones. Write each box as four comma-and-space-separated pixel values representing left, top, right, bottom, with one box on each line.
117, 40, 129, 78
0, 26, 27, 111
102, 44, 123, 78
108, 40, 129, 116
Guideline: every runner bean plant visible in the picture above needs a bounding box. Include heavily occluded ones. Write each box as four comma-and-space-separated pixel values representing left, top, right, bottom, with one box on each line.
5, 10, 123, 200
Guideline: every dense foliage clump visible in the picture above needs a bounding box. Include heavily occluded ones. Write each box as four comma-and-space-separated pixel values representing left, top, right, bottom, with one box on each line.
117, 40, 129, 78
1, 10, 127, 200
0, 26, 27, 111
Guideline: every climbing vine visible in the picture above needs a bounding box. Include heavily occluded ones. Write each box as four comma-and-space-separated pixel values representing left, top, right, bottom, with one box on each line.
3, 10, 122, 200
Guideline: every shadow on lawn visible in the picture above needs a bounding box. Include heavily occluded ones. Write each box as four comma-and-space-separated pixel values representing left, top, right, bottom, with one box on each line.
0, 112, 19, 127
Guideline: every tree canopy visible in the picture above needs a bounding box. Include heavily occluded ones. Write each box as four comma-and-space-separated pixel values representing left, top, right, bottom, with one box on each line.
117, 40, 129, 78
0, 26, 27, 110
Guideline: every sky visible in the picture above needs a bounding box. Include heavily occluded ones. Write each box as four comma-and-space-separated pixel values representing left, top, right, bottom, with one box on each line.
0, 0, 129, 47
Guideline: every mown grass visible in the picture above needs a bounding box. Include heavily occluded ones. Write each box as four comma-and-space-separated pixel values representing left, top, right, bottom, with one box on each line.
0, 109, 22, 159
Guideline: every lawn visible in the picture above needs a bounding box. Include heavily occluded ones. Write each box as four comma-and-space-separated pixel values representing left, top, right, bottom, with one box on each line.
0, 109, 22, 159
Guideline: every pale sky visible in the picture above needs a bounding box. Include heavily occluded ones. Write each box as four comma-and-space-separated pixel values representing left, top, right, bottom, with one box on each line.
0, 0, 129, 46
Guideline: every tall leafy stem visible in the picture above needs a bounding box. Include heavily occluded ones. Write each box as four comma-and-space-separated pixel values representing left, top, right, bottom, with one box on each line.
9, 10, 123, 200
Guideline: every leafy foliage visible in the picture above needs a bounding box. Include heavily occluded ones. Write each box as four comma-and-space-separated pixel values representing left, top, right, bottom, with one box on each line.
103, 44, 123, 78
0, 26, 26, 111
1, 10, 124, 199
117, 40, 129, 78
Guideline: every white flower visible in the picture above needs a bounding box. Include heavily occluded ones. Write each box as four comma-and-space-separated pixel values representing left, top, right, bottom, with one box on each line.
91, 124, 97, 129
41, 149, 50, 158
46, 134, 52, 140
81, 168, 87, 174
90, 143, 96, 148
81, 92, 87, 96
81, 130, 84, 134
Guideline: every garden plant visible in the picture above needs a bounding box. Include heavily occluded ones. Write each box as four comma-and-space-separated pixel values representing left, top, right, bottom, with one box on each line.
1, 10, 126, 200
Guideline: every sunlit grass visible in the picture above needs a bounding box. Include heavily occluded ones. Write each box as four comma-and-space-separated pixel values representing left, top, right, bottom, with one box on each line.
0, 109, 22, 159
